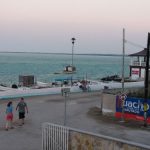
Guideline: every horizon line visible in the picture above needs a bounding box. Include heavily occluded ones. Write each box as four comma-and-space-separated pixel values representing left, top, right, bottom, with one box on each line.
0, 51, 127, 56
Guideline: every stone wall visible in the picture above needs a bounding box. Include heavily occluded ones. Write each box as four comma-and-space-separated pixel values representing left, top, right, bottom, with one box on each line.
69, 129, 149, 150
42, 123, 149, 150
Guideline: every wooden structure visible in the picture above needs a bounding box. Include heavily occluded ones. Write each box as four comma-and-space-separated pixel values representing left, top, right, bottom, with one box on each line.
129, 48, 150, 80
19, 75, 35, 87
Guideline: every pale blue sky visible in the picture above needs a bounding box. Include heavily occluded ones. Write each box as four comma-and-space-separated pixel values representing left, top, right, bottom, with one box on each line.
0, 0, 149, 54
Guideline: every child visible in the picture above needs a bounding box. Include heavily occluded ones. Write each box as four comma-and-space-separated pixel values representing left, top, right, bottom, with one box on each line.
5, 101, 13, 131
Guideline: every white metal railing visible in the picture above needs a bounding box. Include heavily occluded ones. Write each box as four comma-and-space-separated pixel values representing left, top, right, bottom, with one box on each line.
42, 122, 150, 150
42, 123, 69, 150
141, 62, 146, 66
131, 61, 146, 66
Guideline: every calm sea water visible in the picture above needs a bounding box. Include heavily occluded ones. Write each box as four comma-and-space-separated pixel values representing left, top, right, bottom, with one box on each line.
0, 53, 130, 86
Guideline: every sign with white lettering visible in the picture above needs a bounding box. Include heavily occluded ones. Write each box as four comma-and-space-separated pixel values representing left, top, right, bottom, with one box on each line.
115, 96, 150, 123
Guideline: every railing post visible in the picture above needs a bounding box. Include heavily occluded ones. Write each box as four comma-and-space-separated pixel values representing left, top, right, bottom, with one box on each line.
140, 59, 142, 66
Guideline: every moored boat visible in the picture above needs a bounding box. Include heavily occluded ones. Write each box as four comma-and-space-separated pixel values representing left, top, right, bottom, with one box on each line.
63, 65, 76, 74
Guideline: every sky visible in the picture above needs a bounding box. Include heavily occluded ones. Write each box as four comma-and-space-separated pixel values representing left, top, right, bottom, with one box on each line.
0, 0, 150, 54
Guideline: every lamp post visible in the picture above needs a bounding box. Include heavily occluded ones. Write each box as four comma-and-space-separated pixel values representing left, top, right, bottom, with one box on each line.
121, 28, 125, 122
61, 87, 70, 126
64, 91, 67, 126
71, 37, 76, 67
122, 28, 125, 94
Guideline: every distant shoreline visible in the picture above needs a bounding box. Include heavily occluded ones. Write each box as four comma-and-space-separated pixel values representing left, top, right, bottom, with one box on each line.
0, 51, 127, 57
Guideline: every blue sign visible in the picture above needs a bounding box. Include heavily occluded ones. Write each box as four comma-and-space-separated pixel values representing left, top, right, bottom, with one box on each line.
116, 96, 150, 117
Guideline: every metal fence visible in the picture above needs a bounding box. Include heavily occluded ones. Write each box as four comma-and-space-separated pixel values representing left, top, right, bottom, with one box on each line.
42, 122, 150, 150
42, 123, 69, 150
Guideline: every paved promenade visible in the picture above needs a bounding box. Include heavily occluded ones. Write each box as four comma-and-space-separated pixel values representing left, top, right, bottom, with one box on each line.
0, 92, 150, 150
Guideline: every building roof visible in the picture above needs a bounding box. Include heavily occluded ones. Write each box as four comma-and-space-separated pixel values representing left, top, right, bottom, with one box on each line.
128, 48, 147, 56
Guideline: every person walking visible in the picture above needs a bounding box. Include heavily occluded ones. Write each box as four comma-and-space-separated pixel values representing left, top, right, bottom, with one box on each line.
5, 101, 13, 131
16, 97, 28, 126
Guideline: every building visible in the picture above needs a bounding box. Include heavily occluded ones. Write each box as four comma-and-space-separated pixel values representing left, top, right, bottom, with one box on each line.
19, 75, 35, 87
129, 48, 149, 80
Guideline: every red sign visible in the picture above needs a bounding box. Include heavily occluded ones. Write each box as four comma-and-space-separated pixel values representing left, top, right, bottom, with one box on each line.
132, 70, 139, 75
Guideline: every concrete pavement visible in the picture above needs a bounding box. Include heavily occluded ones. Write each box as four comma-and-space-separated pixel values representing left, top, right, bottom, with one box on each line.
0, 92, 150, 150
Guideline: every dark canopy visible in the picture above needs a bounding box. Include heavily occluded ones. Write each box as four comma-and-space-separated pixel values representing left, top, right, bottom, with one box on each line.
128, 48, 147, 56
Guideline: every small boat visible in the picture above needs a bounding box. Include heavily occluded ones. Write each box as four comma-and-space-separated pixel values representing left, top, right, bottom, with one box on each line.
63, 65, 76, 74
101, 75, 121, 82
53, 72, 62, 74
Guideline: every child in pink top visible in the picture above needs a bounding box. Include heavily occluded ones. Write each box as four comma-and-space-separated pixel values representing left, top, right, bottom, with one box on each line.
5, 101, 13, 130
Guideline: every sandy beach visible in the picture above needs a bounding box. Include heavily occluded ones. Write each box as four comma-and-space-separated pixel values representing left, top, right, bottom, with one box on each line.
0, 92, 150, 150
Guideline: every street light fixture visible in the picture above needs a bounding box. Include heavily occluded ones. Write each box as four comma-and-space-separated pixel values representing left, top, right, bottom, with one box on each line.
71, 37, 76, 67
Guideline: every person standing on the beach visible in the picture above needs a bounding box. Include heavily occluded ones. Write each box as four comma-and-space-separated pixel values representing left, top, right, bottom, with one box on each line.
16, 97, 28, 125
5, 101, 13, 130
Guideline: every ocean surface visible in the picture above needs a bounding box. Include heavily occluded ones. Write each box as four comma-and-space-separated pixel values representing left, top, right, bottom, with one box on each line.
0, 53, 130, 86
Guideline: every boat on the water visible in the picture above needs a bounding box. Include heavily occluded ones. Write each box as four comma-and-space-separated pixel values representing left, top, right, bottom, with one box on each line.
101, 75, 121, 82
63, 65, 76, 74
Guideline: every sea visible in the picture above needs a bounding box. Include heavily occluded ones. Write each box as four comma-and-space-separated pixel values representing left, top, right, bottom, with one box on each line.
0, 52, 130, 86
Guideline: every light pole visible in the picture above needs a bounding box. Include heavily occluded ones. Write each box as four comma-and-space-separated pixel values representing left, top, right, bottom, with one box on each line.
121, 28, 125, 122
71, 37, 76, 67
64, 91, 67, 126
61, 87, 70, 126
122, 28, 125, 94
